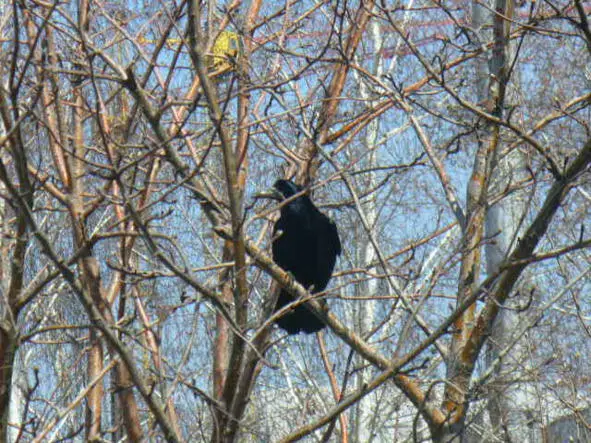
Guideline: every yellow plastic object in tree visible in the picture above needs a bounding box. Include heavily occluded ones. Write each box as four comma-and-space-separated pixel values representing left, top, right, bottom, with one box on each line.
208, 30, 241, 73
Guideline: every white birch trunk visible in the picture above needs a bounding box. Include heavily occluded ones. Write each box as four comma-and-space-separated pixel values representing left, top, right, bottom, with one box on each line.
471, 0, 543, 438
354, 68, 379, 443
484, 151, 542, 442
7, 351, 28, 442
349, 15, 388, 440
351, 6, 419, 437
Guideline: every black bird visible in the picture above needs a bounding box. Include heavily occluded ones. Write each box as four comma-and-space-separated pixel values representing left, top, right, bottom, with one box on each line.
257, 179, 341, 334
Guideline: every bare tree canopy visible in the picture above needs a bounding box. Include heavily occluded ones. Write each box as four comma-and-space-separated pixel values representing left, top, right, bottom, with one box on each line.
0, 0, 589, 441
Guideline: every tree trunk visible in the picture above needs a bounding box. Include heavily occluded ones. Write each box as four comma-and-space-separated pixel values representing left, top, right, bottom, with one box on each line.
485, 152, 543, 441
473, 0, 543, 439
0, 329, 16, 439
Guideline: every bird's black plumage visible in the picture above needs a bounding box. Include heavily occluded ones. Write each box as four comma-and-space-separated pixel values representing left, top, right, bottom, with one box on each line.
263, 179, 341, 334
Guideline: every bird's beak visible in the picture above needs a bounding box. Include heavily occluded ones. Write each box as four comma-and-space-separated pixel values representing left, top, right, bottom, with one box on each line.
253, 187, 283, 201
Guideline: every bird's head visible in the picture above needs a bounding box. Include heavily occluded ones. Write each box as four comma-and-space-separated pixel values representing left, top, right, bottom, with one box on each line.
255, 179, 305, 202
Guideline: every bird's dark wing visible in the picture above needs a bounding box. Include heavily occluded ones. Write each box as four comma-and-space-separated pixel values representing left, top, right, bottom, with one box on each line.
312, 213, 341, 293
272, 215, 316, 289
268, 189, 340, 335
272, 215, 327, 334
